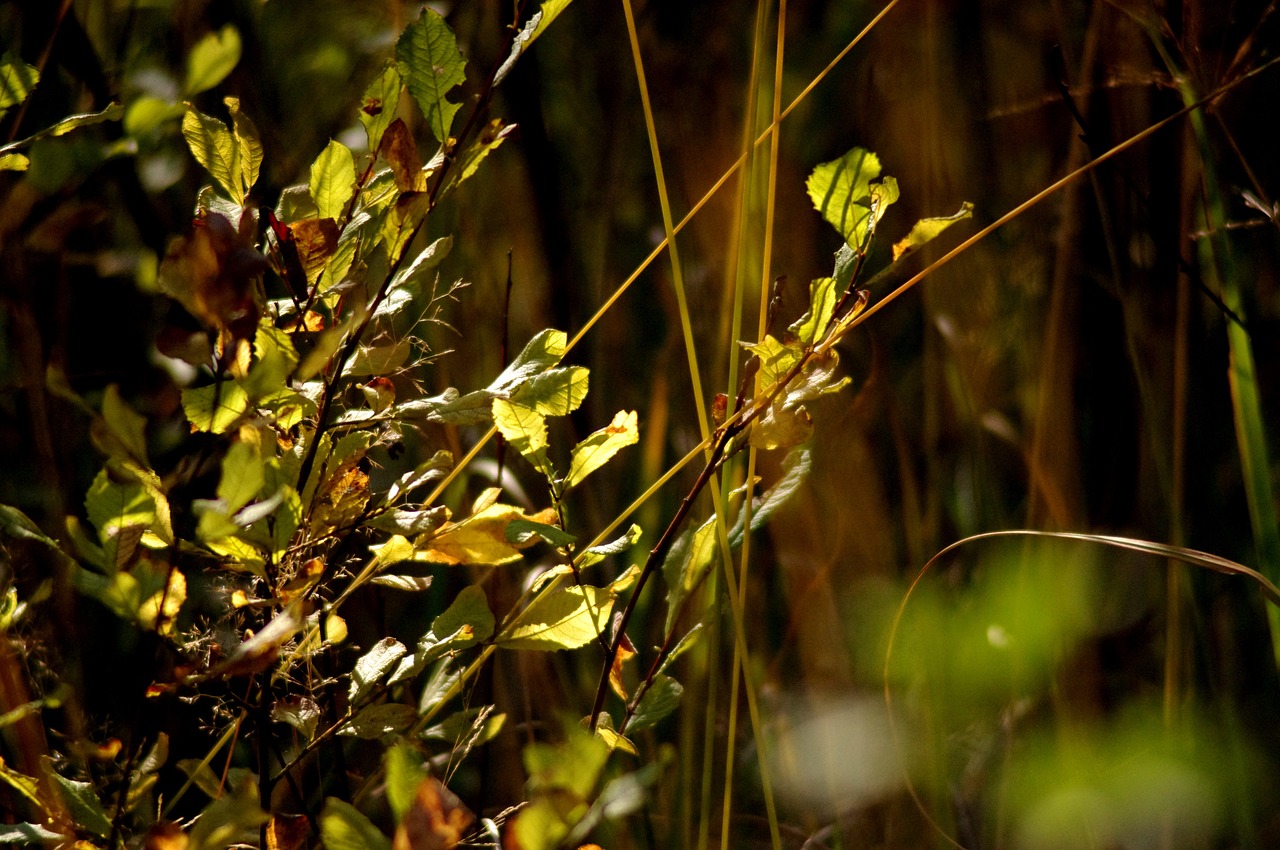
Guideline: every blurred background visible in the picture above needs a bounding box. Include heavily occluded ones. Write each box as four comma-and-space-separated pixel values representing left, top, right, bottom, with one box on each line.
1, 0, 1278, 847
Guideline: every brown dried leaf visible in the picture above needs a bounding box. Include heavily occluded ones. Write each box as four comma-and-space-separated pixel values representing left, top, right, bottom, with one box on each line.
383, 118, 424, 192
289, 217, 340, 285
392, 776, 474, 850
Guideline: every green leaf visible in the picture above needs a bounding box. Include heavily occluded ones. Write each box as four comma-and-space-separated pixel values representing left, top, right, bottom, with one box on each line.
0, 52, 38, 120
243, 320, 299, 400
394, 8, 467, 146
447, 119, 517, 188
728, 446, 812, 548
806, 146, 896, 251
506, 519, 575, 548
498, 585, 611, 651
788, 277, 839, 346
359, 65, 402, 153
577, 523, 643, 569
217, 437, 265, 514
188, 784, 269, 850
0, 757, 47, 814
662, 517, 718, 632
892, 201, 974, 261
524, 722, 609, 800
182, 106, 239, 201
564, 410, 638, 490
184, 25, 242, 96
101, 384, 149, 464
342, 702, 418, 739
384, 743, 428, 823
310, 140, 356, 221
495, 328, 566, 389
494, 0, 576, 85
45, 762, 112, 838
628, 674, 683, 732
745, 334, 801, 391
512, 365, 589, 416
321, 798, 391, 850
85, 468, 156, 568
0, 823, 64, 844
431, 584, 495, 647
125, 96, 185, 137
0, 152, 28, 171
227, 97, 262, 202
493, 398, 551, 475
0, 503, 61, 550
349, 637, 408, 703
182, 381, 250, 433
422, 706, 506, 747
367, 506, 447, 536
388, 234, 453, 292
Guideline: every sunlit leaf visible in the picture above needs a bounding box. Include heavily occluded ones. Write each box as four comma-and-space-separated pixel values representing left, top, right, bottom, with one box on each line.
493, 398, 550, 475
389, 235, 453, 292
350, 637, 408, 703
608, 631, 636, 700
506, 519, 575, 549
421, 706, 506, 748
395, 7, 466, 146
227, 97, 261, 203
367, 506, 448, 536
0, 52, 38, 120
0, 152, 28, 171
85, 468, 156, 568
513, 365, 589, 416
320, 798, 390, 850
359, 65, 402, 153
309, 140, 356, 221
806, 146, 896, 251
662, 517, 718, 632
744, 334, 802, 391
564, 410, 638, 491
498, 585, 611, 651
381, 118, 423, 192
749, 402, 814, 451
217, 434, 266, 513
182, 106, 239, 201
891, 201, 974, 261
448, 119, 517, 188
207, 601, 305, 679
272, 696, 320, 739
788, 276, 839, 346
0, 823, 64, 843
576, 523, 643, 569
137, 567, 186, 635
184, 25, 241, 96
494, 0, 576, 84
421, 503, 556, 566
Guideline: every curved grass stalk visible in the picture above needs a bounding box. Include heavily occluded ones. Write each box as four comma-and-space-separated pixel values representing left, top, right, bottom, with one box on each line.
883, 529, 1280, 850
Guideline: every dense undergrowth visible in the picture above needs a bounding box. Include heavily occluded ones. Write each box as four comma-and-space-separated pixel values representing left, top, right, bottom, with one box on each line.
1, 2, 1278, 849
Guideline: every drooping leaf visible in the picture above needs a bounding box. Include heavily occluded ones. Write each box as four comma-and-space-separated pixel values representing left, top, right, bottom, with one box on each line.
498, 585, 612, 651
494, 0, 576, 85
309, 140, 356, 221
394, 8, 467, 146
319, 798, 390, 850
184, 25, 242, 96
564, 410, 638, 491
806, 147, 897, 251
891, 201, 975, 261
0, 52, 39, 120
359, 65, 402, 153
